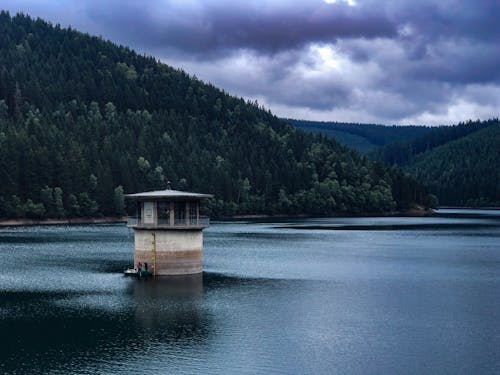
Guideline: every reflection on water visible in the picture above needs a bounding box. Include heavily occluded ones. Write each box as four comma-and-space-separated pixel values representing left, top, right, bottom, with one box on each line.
0, 211, 499, 374
132, 275, 207, 341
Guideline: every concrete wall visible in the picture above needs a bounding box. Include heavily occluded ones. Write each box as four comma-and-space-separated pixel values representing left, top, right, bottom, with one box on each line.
134, 229, 203, 275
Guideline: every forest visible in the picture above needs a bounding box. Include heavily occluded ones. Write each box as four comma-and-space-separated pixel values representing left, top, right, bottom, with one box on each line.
370, 119, 498, 166
0, 11, 431, 219
291, 117, 499, 207
286, 119, 433, 153
406, 124, 500, 206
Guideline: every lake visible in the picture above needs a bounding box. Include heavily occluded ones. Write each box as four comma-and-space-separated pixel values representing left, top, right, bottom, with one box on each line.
0, 209, 499, 374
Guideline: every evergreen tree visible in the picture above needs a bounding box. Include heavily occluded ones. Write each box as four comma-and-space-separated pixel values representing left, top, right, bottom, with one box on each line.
113, 185, 125, 216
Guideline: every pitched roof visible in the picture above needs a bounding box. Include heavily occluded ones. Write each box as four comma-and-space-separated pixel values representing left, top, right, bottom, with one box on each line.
125, 189, 213, 200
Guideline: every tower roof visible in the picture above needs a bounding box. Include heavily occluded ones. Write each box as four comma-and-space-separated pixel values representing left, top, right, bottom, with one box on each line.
125, 189, 213, 200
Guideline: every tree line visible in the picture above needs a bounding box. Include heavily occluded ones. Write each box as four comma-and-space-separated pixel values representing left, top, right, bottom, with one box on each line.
371, 119, 497, 166
287, 119, 433, 150
406, 124, 499, 206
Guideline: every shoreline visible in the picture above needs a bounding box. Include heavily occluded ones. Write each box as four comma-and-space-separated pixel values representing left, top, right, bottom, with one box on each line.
220, 209, 435, 220
2, 207, 497, 227
0, 217, 126, 227
226, 206, 500, 220
437, 206, 500, 210
0, 211, 431, 227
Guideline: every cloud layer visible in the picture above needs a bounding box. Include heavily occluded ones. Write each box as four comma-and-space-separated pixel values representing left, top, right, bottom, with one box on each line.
2, 0, 500, 124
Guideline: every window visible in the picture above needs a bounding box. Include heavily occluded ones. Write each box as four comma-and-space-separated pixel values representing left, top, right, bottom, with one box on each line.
157, 201, 170, 225
174, 201, 186, 224
189, 201, 198, 223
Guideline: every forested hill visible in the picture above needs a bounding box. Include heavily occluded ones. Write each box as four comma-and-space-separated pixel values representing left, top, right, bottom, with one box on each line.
372, 119, 497, 166
407, 123, 500, 206
370, 118, 500, 206
288, 116, 499, 207
0, 12, 430, 219
286, 119, 433, 154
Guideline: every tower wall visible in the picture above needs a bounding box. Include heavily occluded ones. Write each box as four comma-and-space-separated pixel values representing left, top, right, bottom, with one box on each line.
133, 229, 203, 275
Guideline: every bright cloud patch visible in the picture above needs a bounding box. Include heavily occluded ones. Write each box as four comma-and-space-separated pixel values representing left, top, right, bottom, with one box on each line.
323, 0, 357, 6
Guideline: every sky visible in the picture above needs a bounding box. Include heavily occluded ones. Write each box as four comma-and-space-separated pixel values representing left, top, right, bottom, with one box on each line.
2, 0, 499, 125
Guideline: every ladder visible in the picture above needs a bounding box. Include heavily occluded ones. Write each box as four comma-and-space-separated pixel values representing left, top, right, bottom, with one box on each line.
151, 233, 156, 277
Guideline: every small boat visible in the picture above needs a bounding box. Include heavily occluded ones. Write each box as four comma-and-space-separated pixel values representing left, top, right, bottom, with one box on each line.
123, 268, 153, 278
124, 268, 138, 276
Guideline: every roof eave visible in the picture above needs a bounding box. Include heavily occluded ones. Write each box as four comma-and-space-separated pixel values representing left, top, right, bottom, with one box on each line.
125, 193, 214, 200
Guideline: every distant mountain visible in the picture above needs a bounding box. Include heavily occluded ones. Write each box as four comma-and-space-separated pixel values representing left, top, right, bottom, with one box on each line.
407, 123, 500, 206
288, 118, 499, 207
0, 11, 430, 219
369, 118, 499, 206
371, 119, 497, 166
286, 119, 433, 153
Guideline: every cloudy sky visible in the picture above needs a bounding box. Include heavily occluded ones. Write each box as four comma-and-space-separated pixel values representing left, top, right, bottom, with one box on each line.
2, 0, 499, 125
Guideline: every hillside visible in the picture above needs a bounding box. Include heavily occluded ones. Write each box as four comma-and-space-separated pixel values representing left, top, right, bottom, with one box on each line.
289, 117, 499, 207
286, 119, 432, 153
0, 12, 430, 219
407, 124, 500, 206
372, 119, 497, 166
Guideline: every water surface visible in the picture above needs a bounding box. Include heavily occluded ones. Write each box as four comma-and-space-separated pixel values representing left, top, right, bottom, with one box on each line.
0, 210, 499, 374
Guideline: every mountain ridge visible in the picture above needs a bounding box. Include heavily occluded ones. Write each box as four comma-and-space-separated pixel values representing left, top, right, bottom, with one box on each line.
407, 123, 499, 206
286, 118, 434, 153
288, 117, 499, 206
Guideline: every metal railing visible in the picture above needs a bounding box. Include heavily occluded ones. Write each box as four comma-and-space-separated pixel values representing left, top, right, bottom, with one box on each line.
127, 216, 139, 227
189, 216, 210, 226
127, 216, 209, 228
174, 217, 187, 226
158, 217, 171, 226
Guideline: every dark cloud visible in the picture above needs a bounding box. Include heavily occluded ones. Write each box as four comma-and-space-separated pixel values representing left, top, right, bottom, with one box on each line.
1, 0, 499, 124
82, 0, 397, 57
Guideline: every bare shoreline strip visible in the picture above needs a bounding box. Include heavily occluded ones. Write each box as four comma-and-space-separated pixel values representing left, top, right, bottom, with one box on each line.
0, 209, 436, 227
0, 217, 126, 227
12, 207, 497, 227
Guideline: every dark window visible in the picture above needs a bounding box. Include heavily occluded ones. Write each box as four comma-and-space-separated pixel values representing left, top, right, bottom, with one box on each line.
189, 201, 198, 223
174, 201, 186, 224
157, 201, 170, 224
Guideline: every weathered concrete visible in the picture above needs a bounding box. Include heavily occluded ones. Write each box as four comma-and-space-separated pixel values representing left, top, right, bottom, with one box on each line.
133, 228, 203, 275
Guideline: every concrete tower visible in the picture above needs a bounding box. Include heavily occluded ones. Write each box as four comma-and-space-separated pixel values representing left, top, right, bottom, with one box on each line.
126, 189, 212, 276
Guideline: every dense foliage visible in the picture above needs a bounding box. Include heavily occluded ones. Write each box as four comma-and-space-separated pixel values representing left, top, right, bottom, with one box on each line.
286, 119, 433, 153
371, 119, 497, 166
407, 124, 500, 206
0, 12, 429, 219
291, 116, 500, 207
